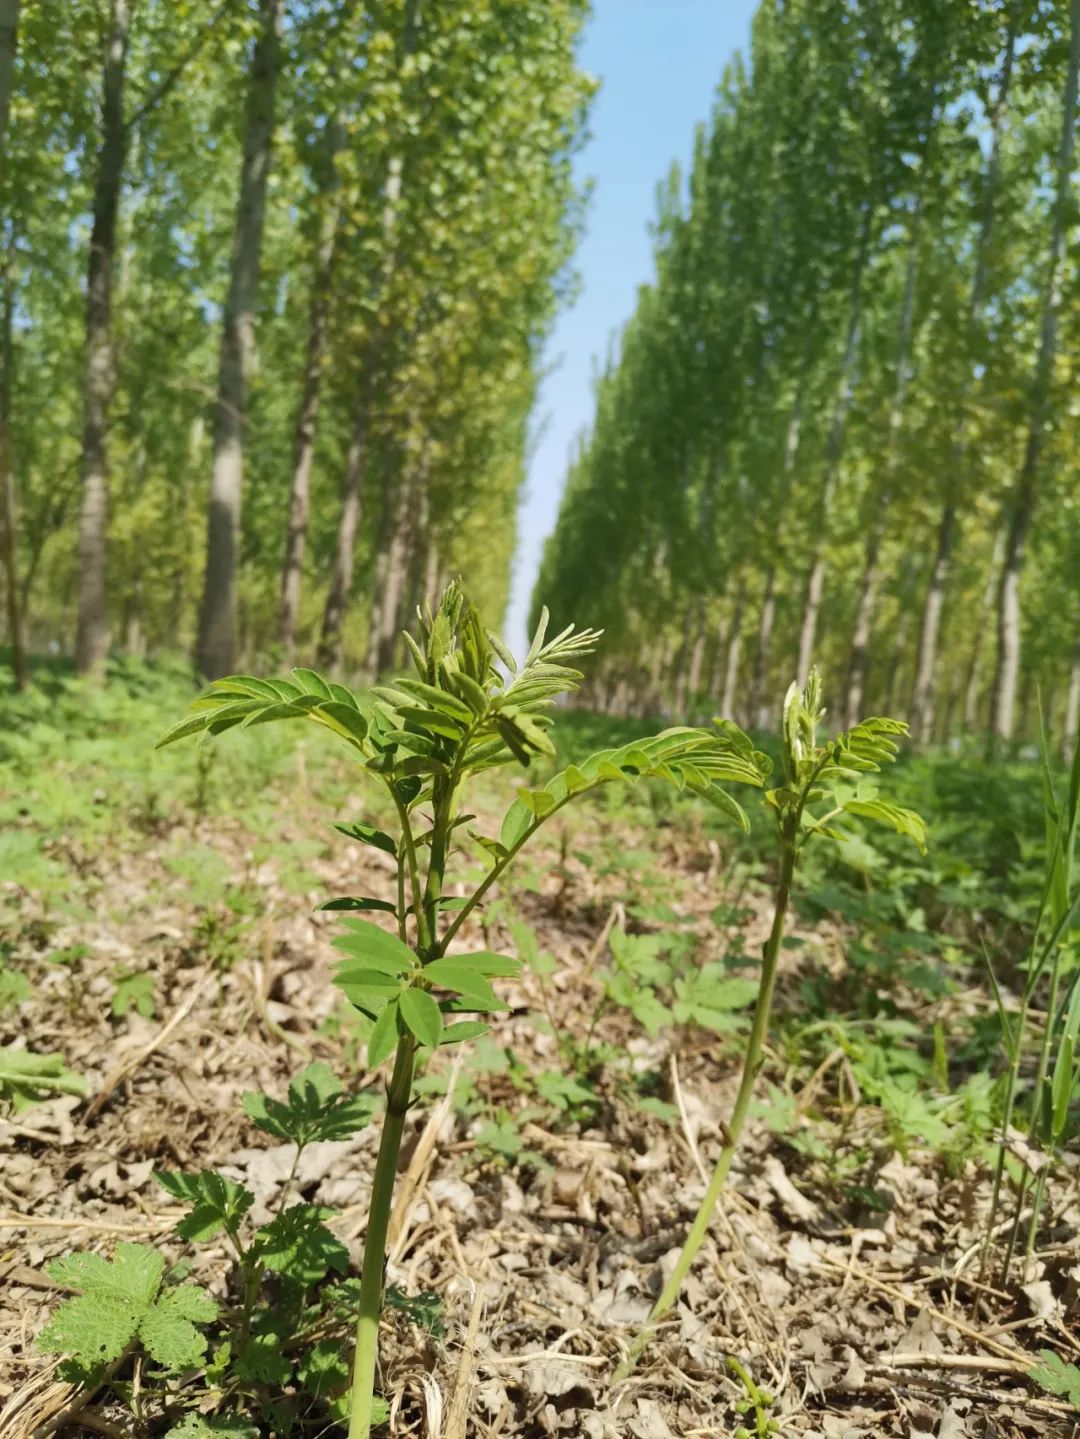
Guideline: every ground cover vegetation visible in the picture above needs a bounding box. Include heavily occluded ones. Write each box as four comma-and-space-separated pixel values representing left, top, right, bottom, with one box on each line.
2, 0, 1080, 1435
1, 587, 1078, 1436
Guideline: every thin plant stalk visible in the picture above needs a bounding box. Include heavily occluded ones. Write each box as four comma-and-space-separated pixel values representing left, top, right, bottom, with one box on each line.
986, 719, 1079, 1283
348, 1034, 417, 1439
616, 677, 925, 1380
615, 813, 797, 1380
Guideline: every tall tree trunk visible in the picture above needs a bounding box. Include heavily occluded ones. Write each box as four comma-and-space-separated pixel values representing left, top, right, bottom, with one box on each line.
990, 0, 1080, 746
845, 191, 923, 727
0, 239, 26, 689
277, 118, 343, 661
401, 495, 428, 638
196, 0, 281, 679
674, 600, 706, 717
796, 206, 871, 686
962, 530, 1004, 730
75, 0, 130, 677
684, 607, 708, 717
0, 0, 24, 690
318, 400, 371, 669
1064, 620, 1080, 759
911, 501, 954, 741
720, 586, 746, 721
748, 384, 804, 726
318, 1, 419, 669
0, 0, 17, 158
911, 14, 1018, 741
368, 455, 417, 677
422, 526, 440, 610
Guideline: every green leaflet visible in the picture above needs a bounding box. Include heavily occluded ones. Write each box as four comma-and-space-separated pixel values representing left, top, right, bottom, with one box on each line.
399, 988, 443, 1048
331, 919, 414, 975
367, 1000, 401, 1069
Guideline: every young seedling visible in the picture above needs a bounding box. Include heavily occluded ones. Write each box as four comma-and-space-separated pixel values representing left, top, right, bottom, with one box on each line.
616, 671, 926, 1378
37, 1062, 377, 1435
982, 713, 1080, 1283
157, 582, 766, 1438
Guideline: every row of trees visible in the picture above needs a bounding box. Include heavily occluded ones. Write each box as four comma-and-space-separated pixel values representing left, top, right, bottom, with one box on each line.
533, 0, 1080, 748
0, 0, 592, 685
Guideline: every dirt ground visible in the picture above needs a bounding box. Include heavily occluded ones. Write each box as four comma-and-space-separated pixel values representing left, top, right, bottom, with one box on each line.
2, 790, 1078, 1439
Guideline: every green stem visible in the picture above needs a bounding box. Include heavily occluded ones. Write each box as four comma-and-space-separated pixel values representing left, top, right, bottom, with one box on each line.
348, 1034, 416, 1439
421, 774, 456, 953
615, 818, 797, 1382
388, 785, 428, 949
1021, 946, 1066, 1267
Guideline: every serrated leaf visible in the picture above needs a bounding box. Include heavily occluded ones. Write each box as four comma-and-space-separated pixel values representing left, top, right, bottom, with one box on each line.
155, 1171, 254, 1241
235, 1329, 292, 1385
39, 1291, 136, 1367
298, 1338, 350, 1399
242, 1062, 374, 1146
139, 1298, 211, 1371
166, 1414, 259, 1439
158, 1285, 218, 1324
49, 1242, 164, 1309
37, 1243, 208, 1372
1030, 1350, 1080, 1408
254, 1205, 349, 1287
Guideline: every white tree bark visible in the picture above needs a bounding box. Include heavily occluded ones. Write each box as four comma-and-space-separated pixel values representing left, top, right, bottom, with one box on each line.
796, 209, 871, 687
0, 1, 25, 689
75, 0, 130, 677
845, 185, 923, 726
748, 384, 803, 726
990, 0, 1080, 744
911, 14, 1017, 741
278, 118, 343, 661
1064, 623, 1080, 759
196, 0, 281, 678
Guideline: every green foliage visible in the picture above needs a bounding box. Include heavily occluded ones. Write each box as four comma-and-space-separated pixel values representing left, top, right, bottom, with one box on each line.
155, 582, 770, 1437
532, 0, 1080, 749
156, 1170, 255, 1243
39, 1243, 216, 1375
620, 672, 925, 1375
36, 1056, 401, 1434
110, 968, 157, 1019
1030, 1351, 1080, 1411
0, 1046, 86, 1106
242, 1061, 375, 1146
5, 0, 593, 673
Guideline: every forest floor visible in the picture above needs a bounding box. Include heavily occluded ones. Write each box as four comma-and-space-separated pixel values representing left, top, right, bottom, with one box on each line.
1, 663, 1078, 1439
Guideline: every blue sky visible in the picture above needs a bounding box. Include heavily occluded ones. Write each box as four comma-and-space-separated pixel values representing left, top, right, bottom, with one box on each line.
504, 0, 758, 654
